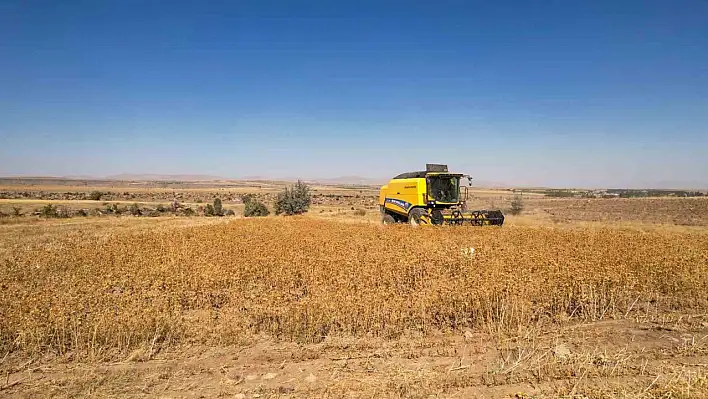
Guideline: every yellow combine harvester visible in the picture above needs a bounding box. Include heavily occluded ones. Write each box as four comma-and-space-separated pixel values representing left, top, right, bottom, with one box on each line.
379, 164, 504, 226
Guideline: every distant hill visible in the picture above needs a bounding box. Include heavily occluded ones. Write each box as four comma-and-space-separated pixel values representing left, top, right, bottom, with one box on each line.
61, 175, 97, 180
104, 174, 226, 181
237, 175, 387, 186
310, 176, 387, 186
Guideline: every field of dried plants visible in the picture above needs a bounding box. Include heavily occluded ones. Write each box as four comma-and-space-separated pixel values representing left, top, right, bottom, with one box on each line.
1, 206, 707, 397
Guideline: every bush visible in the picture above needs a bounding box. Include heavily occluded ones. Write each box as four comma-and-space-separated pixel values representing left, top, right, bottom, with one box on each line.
39, 204, 59, 218
244, 199, 270, 217
274, 180, 311, 216
353, 209, 366, 216
57, 207, 71, 218
224, 209, 235, 216
510, 195, 524, 216
89, 191, 104, 201
156, 204, 166, 213
12, 206, 22, 217
213, 198, 223, 216
204, 204, 215, 216
76, 209, 88, 217
129, 203, 142, 216
182, 207, 195, 216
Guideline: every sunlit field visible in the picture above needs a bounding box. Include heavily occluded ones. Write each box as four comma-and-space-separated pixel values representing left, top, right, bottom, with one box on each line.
2, 213, 707, 397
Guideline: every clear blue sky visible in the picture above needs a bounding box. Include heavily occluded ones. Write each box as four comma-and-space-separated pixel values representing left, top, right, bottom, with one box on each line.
1, 1, 707, 188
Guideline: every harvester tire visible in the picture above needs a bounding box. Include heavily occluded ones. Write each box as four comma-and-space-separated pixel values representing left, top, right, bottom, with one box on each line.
408, 208, 428, 226
381, 213, 396, 225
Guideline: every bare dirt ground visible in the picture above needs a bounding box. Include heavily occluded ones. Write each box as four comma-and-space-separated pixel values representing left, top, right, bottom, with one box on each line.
3, 318, 706, 398
525, 198, 708, 227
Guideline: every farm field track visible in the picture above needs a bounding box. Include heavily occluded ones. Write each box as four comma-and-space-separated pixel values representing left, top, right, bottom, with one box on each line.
1, 216, 707, 397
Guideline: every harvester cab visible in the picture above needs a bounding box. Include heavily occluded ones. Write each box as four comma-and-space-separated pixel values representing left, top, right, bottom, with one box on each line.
379, 164, 504, 226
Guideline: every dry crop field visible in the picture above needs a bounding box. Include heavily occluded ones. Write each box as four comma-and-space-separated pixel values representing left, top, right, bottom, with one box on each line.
0, 177, 382, 211
1, 183, 707, 398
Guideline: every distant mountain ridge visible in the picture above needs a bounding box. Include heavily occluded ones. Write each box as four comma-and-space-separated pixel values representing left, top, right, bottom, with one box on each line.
2, 174, 703, 189
307, 176, 387, 186
104, 174, 226, 181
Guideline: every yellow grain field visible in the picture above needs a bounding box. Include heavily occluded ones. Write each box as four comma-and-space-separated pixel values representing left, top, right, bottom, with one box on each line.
2, 218, 706, 357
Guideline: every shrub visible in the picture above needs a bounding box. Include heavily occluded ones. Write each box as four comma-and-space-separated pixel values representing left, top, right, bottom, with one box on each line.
39, 204, 59, 218
156, 204, 166, 213
56, 207, 71, 218
213, 198, 223, 216
182, 207, 195, 216
76, 209, 89, 217
353, 209, 366, 216
244, 199, 270, 217
12, 206, 22, 217
129, 203, 142, 216
274, 180, 311, 216
204, 204, 215, 216
89, 191, 104, 201
510, 195, 524, 216
224, 209, 235, 216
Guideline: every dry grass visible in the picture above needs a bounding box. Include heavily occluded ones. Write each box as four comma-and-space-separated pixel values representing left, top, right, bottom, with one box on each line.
1, 216, 707, 397
2, 218, 706, 360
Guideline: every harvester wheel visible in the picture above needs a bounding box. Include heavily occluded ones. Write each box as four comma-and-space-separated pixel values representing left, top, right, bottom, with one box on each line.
408, 208, 429, 226
381, 213, 396, 225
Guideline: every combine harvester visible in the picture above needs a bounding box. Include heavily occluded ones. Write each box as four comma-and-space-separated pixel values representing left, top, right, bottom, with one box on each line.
379, 164, 504, 226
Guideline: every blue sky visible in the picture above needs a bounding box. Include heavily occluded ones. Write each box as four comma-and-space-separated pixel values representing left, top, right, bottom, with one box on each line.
1, 1, 707, 188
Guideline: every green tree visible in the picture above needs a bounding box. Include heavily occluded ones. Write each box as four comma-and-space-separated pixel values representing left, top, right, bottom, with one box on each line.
204, 204, 215, 216
274, 180, 312, 215
244, 199, 270, 217
213, 198, 223, 216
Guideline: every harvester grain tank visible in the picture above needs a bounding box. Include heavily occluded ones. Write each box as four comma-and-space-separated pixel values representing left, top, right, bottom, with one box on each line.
379, 164, 504, 226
